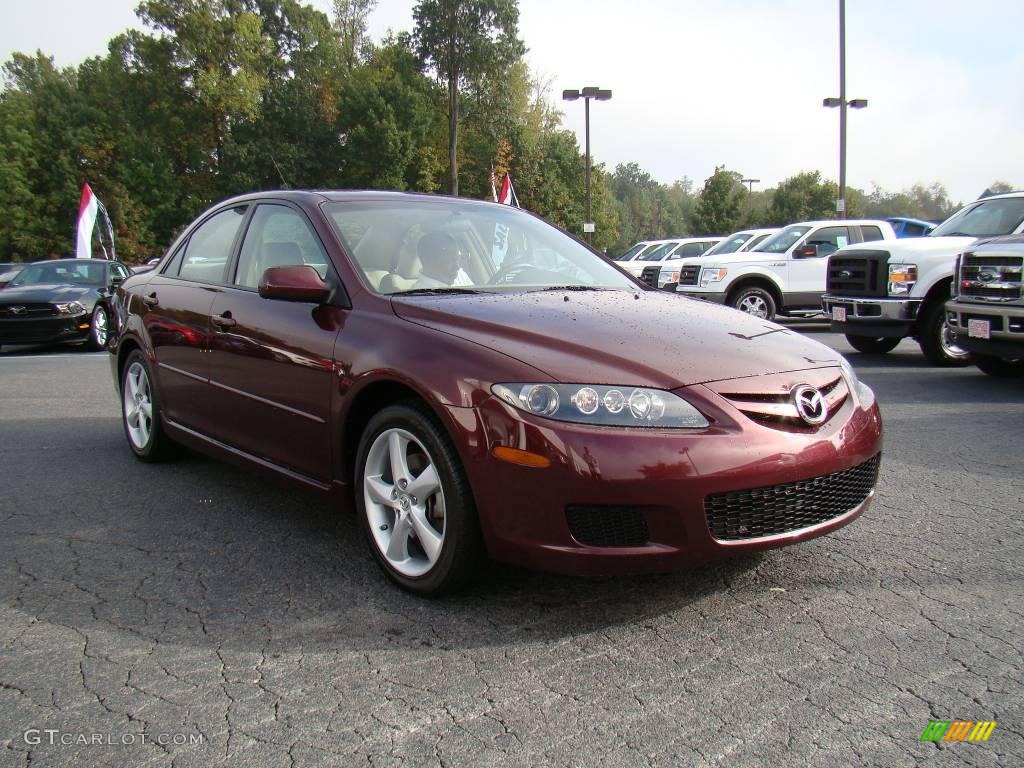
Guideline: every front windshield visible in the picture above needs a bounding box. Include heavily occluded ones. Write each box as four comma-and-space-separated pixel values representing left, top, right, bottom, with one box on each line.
9, 261, 105, 287
758, 225, 811, 254
614, 242, 649, 261
324, 199, 639, 295
930, 198, 1024, 238
639, 242, 679, 261
703, 233, 752, 256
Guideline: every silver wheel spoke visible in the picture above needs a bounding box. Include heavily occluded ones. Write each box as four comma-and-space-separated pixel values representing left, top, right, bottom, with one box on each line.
388, 432, 410, 484
407, 464, 440, 500
126, 404, 139, 426
140, 400, 153, 421
409, 508, 443, 563
127, 372, 139, 400
386, 515, 412, 561
365, 475, 393, 507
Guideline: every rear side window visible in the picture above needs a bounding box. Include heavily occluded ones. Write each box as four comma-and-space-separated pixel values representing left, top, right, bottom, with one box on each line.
175, 207, 248, 283
677, 243, 705, 258
861, 225, 883, 241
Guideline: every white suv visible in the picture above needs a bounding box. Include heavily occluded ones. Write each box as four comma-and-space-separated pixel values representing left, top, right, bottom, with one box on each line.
675, 219, 897, 319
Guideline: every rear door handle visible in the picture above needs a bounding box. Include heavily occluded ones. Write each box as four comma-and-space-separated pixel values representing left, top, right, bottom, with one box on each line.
212, 312, 237, 329
143, 293, 158, 308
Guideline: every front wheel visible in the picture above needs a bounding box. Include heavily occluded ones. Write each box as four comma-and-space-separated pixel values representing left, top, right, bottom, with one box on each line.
845, 334, 901, 354
87, 305, 109, 351
917, 300, 970, 366
974, 354, 1024, 378
730, 285, 777, 320
355, 403, 484, 596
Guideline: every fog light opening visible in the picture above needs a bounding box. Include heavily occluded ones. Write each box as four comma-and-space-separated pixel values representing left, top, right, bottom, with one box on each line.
491, 445, 551, 469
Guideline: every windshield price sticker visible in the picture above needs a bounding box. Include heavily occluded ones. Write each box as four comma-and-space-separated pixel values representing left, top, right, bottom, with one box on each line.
968, 319, 990, 339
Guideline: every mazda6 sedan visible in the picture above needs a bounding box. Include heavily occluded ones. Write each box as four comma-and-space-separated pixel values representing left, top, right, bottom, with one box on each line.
110, 191, 882, 595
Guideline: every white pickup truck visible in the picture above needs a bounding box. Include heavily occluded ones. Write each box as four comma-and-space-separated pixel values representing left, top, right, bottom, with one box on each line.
822, 192, 1024, 365
674, 219, 897, 320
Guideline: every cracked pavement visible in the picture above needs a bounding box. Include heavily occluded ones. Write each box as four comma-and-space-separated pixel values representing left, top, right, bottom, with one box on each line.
1, 327, 1022, 767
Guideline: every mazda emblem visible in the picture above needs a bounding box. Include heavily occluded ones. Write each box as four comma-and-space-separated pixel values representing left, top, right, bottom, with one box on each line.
793, 384, 827, 425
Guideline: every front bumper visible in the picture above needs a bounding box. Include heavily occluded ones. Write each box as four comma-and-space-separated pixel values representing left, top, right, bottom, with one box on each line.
946, 299, 1024, 359
821, 294, 921, 337
675, 288, 728, 304
0, 314, 91, 345
457, 380, 883, 576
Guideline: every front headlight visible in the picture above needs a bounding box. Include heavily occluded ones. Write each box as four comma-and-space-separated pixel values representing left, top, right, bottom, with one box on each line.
951, 254, 962, 297
491, 383, 710, 428
55, 301, 87, 314
888, 264, 917, 296
699, 267, 728, 287
658, 270, 680, 288
838, 356, 874, 409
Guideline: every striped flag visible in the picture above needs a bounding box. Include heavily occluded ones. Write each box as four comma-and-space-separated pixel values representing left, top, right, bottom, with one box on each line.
76, 183, 99, 259
498, 174, 519, 207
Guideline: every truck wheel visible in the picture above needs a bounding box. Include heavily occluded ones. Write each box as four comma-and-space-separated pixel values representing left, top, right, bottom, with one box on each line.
730, 286, 776, 321
845, 335, 901, 354
917, 300, 970, 366
973, 354, 1024, 379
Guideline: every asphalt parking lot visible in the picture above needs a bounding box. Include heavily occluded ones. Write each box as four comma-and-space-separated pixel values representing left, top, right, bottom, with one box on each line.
1, 325, 1022, 768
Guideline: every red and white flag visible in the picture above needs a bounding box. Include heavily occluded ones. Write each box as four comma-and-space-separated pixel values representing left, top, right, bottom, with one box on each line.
498, 174, 519, 207
76, 184, 99, 259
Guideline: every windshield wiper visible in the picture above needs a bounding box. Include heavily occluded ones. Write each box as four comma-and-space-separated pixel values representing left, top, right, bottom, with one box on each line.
391, 287, 480, 296
537, 285, 609, 292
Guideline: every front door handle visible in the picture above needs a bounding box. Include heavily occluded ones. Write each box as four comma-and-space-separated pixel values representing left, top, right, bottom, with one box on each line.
212, 312, 237, 329
142, 293, 158, 308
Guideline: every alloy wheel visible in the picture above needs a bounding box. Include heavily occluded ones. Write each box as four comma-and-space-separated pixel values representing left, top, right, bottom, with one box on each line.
92, 308, 108, 348
124, 361, 153, 450
738, 295, 769, 318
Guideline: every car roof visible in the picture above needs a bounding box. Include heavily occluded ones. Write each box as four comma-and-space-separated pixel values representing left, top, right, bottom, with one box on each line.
27, 258, 113, 265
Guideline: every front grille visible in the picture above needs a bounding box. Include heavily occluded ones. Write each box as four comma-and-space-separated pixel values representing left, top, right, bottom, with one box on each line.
705, 454, 880, 541
566, 505, 649, 547
679, 265, 699, 286
715, 374, 849, 431
639, 266, 660, 288
959, 253, 1023, 301
828, 251, 889, 297
0, 303, 57, 318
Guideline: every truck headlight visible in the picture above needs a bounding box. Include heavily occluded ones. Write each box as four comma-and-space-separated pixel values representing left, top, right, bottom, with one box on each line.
888, 264, 917, 295
951, 254, 962, 297
699, 267, 728, 287
492, 383, 709, 428
658, 270, 680, 288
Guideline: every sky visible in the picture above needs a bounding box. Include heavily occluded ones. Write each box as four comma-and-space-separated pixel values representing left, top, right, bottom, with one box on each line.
2, 0, 1021, 205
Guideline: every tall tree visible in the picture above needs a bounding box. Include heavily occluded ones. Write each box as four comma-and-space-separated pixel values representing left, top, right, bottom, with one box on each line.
689, 166, 745, 235
769, 171, 839, 225
333, 0, 377, 74
412, 0, 524, 196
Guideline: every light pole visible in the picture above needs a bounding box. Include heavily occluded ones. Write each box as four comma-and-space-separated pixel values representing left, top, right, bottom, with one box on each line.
822, 0, 867, 217
741, 178, 760, 194
563, 86, 612, 243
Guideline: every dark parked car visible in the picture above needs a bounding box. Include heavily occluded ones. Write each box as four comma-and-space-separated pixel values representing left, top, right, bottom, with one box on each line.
0, 259, 130, 351
110, 191, 883, 595
0, 262, 23, 289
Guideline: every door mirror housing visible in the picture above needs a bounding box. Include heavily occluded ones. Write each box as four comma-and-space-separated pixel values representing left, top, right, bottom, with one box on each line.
793, 244, 819, 259
258, 265, 328, 303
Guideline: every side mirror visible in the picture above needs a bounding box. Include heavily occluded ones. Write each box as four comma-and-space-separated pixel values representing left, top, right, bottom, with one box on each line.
258, 265, 329, 303
111, 275, 125, 287
793, 244, 819, 259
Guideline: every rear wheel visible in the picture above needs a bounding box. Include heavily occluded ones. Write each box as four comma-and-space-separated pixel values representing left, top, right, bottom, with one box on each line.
845, 334, 901, 354
355, 403, 484, 596
974, 354, 1024, 378
730, 285, 777, 321
917, 300, 970, 366
121, 350, 180, 461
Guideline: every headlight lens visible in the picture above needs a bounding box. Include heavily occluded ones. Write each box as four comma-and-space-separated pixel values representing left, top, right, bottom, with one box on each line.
699, 267, 728, 286
888, 264, 917, 295
658, 270, 680, 287
54, 301, 86, 314
838, 356, 874, 408
492, 383, 709, 428
951, 254, 962, 297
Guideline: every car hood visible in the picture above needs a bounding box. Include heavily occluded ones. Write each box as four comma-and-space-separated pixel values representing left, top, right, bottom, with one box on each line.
0, 284, 97, 304
840, 235, 976, 263
391, 290, 842, 388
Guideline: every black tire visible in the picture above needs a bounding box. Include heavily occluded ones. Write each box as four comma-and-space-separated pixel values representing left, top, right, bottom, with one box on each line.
87, 305, 109, 351
355, 402, 484, 596
917, 299, 971, 366
845, 334, 901, 354
974, 354, 1024, 378
120, 349, 180, 462
730, 285, 777, 321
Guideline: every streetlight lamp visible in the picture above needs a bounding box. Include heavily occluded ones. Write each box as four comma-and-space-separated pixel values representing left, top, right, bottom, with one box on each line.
822, 0, 867, 217
563, 86, 612, 243
741, 178, 760, 193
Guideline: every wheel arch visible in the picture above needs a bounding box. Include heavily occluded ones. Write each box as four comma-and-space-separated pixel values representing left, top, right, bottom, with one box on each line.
726, 275, 783, 310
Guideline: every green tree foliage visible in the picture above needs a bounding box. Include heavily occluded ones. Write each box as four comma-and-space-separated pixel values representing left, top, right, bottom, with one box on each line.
606, 163, 694, 255
689, 166, 746, 235
412, 0, 524, 195
768, 170, 840, 225
333, 0, 377, 74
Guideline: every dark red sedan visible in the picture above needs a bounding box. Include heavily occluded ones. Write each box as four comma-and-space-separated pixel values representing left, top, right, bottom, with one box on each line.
110, 191, 882, 595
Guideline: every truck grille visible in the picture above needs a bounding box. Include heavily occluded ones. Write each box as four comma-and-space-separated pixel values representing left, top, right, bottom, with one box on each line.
678, 265, 699, 286
827, 251, 889, 297
639, 266, 661, 288
566, 505, 649, 547
705, 454, 880, 542
959, 253, 1023, 302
